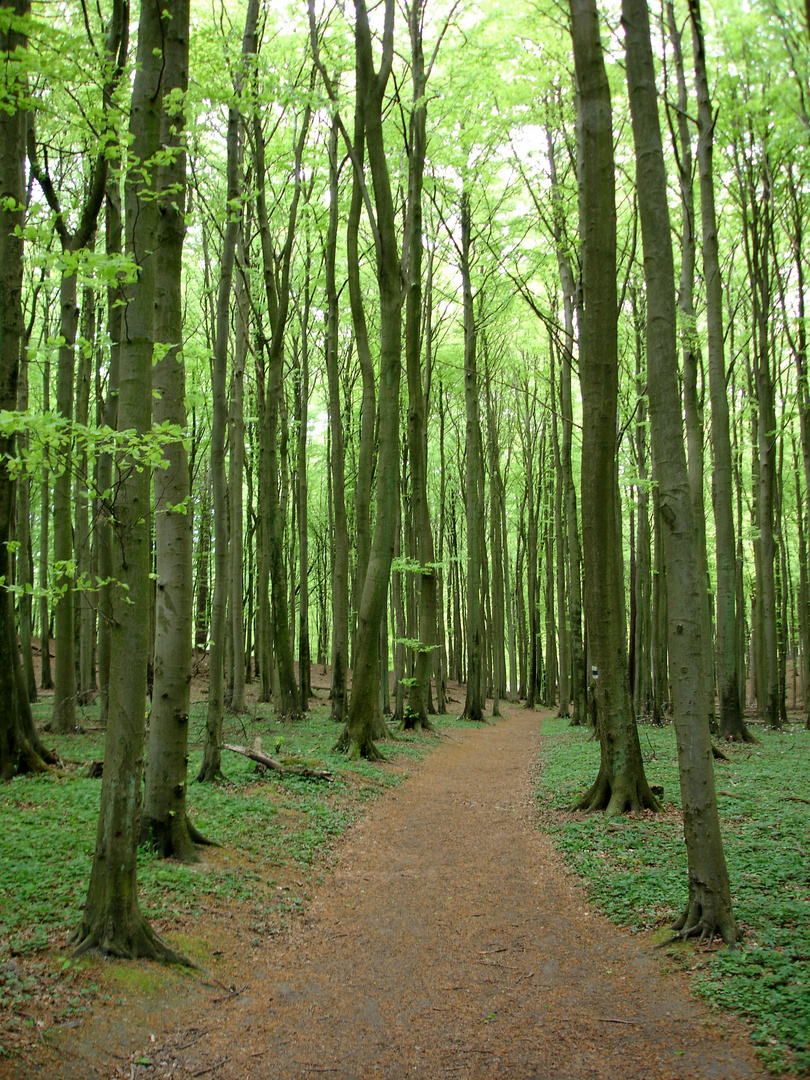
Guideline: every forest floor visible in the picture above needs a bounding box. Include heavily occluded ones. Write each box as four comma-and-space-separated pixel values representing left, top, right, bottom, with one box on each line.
2, 688, 772, 1080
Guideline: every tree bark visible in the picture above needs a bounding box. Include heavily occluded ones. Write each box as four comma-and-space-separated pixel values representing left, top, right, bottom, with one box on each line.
0, 0, 53, 779
623, 0, 737, 942
337, 0, 402, 758
570, 0, 658, 816
198, 0, 259, 779
460, 191, 486, 723
141, 0, 203, 860
688, 0, 750, 740
75, 0, 186, 961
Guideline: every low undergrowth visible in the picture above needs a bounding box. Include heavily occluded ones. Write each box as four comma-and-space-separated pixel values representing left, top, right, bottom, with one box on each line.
0, 695, 472, 1058
536, 716, 810, 1076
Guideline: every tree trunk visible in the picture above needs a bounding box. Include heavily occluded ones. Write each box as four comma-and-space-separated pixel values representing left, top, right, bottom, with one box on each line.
0, 0, 52, 779
403, 0, 437, 732
252, 82, 311, 722
227, 237, 248, 715
75, 0, 186, 962
141, 0, 203, 860
460, 191, 486, 723
688, 0, 750, 740
198, 0, 259, 780
624, 0, 737, 942
570, 0, 658, 816
337, 0, 402, 758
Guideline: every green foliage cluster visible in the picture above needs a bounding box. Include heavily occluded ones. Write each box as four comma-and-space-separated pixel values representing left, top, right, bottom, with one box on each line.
536, 717, 810, 1075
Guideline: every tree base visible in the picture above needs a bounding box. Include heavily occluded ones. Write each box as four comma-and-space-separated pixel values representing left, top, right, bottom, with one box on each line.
139, 813, 216, 863
333, 727, 385, 761
573, 766, 661, 817
73, 911, 193, 965
661, 891, 739, 948
401, 711, 434, 733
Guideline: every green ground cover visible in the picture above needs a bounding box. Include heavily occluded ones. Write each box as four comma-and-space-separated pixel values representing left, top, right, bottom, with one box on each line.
0, 700, 469, 1002
536, 716, 810, 1076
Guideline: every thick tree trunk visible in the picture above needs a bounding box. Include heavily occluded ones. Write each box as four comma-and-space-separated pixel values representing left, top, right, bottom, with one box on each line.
570, 0, 658, 816
76, 0, 186, 961
141, 0, 203, 860
337, 0, 402, 758
624, 0, 737, 943
0, 0, 52, 779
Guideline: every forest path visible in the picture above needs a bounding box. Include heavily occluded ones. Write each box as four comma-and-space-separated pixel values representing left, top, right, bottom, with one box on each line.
142, 704, 765, 1080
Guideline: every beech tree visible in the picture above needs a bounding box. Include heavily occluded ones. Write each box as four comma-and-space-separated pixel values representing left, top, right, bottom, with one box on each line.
623, 0, 738, 943
74, 0, 189, 960
569, 0, 659, 816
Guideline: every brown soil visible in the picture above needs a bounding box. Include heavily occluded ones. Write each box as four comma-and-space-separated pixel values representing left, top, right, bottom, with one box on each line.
3, 703, 769, 1080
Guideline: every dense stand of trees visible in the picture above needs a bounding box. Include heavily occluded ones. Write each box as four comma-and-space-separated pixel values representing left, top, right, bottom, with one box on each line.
1, 0, 809, 956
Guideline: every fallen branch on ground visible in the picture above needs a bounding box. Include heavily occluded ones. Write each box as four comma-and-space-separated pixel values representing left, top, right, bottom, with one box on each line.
222, 743, 333, 781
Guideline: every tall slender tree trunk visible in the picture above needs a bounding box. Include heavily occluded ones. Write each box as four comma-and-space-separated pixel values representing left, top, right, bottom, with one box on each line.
570, 0, 658, 816
688, 0, 750, 740
198, 0, 259, 779
624, 0, 737, 942
324, 122, 349, 726
75, 0, 186, 961
460, 191, 485, 724
142, 0, 206, 860
337, 0, 403, 758
227, 237, 248, 715
403, 0, 437, 732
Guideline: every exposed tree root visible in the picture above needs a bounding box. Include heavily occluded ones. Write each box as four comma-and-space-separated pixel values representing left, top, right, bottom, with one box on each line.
186, 816, 218, 846
721, 724, 759, 745
73, 914, 193, 966
656, 895, 739, 949
333, 731, 386, 761
573, 767, 661, 817
711, 743, 730, 761
401, 712, 435, 733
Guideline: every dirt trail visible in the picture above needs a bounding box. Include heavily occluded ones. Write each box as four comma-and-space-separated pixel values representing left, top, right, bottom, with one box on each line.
136, 707, 764, 1080
7, 706, 769, 1080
